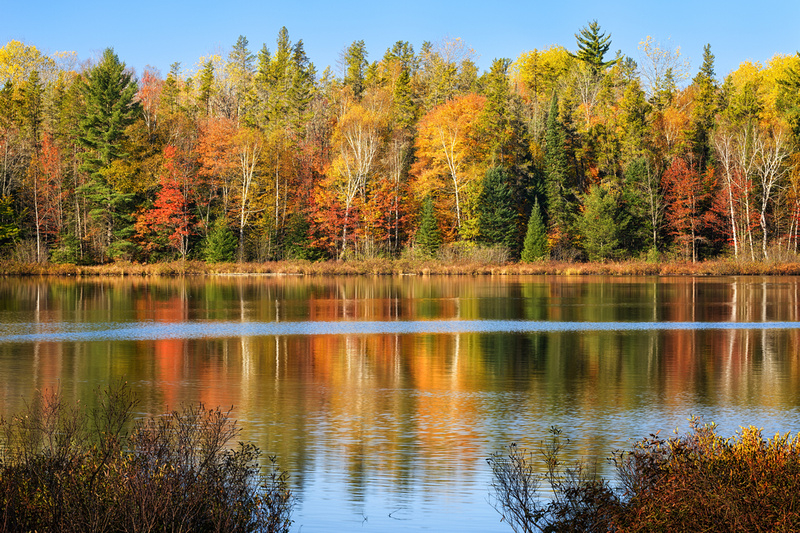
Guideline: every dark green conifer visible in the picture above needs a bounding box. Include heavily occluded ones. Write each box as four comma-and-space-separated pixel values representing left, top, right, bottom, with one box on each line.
521, 200, 548, 262
204, 218, 237, 263
477, 167, 519, 254
544, 94, 572, 243
571, 20, 617, 72
78, 48, 140, 261
690, 44, 718, 169
343, 40, 368, 98
416, 195, 442, 256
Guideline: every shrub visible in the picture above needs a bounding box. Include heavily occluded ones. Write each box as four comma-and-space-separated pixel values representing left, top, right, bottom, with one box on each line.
488, 419, 800, 532
0, 382, 293, 533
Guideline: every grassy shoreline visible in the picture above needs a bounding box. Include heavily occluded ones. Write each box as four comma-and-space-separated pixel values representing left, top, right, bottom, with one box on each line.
4, 258, 800, 277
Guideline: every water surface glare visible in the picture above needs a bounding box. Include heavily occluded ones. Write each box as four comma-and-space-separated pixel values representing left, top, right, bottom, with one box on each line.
3, 319, 800, 342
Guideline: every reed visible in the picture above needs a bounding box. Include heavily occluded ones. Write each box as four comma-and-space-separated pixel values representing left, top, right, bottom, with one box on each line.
3, 257, 800, 277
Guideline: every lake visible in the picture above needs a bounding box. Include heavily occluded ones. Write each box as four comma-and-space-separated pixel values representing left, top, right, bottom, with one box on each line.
2, 274, 800, 532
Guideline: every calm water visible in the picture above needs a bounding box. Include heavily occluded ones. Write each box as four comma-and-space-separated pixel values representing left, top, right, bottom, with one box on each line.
2, 275, 800, 532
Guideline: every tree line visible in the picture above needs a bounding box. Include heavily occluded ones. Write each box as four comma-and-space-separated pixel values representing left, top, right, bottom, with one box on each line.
1, 22, 799, 264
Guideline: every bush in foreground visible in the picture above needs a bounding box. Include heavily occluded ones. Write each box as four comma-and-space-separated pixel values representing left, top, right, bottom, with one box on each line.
0, 382, 293, 533
488, 419, 800, 532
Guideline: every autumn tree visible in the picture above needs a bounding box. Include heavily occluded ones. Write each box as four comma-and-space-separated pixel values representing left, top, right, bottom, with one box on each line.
417, 38, 478, 110
510, 46, 572, 143
138, 67, 163, 136
231, 126, 262, 260
26, 133, 66, 262
637, 37, 690, 105
319, 88, 388, 257
134, 145, 194, 260
777, 53, 800, 146
0, 40, 59, 87
752, 123, 789, 259
196, 116, 237, 227
412, 93, 486, 240
662, 157, 717, 261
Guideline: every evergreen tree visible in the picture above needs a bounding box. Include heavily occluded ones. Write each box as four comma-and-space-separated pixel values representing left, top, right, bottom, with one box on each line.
197, 60, 214, 116
543, 94, 573, 251
343, 40, 368, 98
521, 200, 548, 262
289, 40, 315, 130
204, 217, 237, 262
228, 35, 255, 121
393, 68, 415, 129
579, 184, 623, 261
0, 195, 20, 253
21, 70, 43, 156
478, 58, 514, 166
416, 195, 442, 256
571, 20, 617, 73
283, 211, 323, 261
160, 62, 181, 117
477, 166, 519, 254
383, 41, 417, 130
620, 158, 656, 254
77, 48, 140, 261
690, 44, 718, 169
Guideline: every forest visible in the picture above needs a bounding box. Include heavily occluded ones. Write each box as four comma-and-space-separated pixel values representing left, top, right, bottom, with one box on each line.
0, 22, 799, 266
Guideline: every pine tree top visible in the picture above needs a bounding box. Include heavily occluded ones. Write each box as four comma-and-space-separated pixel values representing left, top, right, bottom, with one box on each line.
571, 20, 617, 72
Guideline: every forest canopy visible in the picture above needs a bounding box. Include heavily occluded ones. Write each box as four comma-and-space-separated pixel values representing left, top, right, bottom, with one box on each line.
1, 24, 799, 265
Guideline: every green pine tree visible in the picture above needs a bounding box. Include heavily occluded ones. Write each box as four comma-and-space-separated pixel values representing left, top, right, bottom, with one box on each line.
204, 218, 237, 263
477, 167, 520, 254
416, 195, 442, 256
571, 20, 617, 73
579, 184, 622, 262
78, 48, 140, 262
690, 44, 718, 169
521, 200, 548, 262
343, 40, 368, 98
197, 60, 215, 116
544, 94, 573, 250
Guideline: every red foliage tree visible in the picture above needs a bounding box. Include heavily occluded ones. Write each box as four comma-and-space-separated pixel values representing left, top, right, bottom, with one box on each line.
135, 145, 195, 259
662, 157, 717, 261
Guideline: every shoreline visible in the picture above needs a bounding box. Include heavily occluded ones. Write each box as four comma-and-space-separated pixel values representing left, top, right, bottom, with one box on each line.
3, 258, 800, 277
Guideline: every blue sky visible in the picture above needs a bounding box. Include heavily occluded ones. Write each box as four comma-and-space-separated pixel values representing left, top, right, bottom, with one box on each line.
3, 0, 798, 81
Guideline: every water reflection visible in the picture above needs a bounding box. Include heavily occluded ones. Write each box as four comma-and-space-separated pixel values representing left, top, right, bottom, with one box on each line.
2, 276, 800, 532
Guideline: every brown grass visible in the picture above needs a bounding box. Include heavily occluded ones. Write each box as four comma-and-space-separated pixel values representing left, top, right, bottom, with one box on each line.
3, 258, 800, 277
